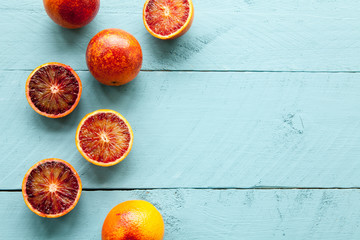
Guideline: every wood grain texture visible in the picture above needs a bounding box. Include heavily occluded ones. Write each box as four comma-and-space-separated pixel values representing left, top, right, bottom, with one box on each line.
1, 189, 360, 239
2, 1, 360, 239
1, 0, 360, 71
1, 71, 360, 189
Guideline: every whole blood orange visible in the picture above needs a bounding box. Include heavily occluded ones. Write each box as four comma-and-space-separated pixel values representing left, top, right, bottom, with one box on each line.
25, 62, 82, 118
43, 0, 100, 29
75, 109, 134, 167
143, 0, 194, 40
86, 29, 143, 86
102, 200, 165, 240
22, 158, 82, 218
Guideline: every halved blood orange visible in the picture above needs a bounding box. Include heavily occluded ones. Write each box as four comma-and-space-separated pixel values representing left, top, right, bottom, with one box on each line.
75, 109, 134, 167
143, 0, 194, 40
22, 158, 82, 218
25, 62, 82, 118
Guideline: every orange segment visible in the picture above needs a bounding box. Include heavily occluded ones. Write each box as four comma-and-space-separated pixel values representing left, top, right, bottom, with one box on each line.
25, 62, 82, 118
75, 109, 133, 167
22, 158, 82, 218
143, 0, 194, 40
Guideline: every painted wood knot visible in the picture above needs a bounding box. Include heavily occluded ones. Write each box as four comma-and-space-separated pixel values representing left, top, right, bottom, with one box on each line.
283, 113, 304, 134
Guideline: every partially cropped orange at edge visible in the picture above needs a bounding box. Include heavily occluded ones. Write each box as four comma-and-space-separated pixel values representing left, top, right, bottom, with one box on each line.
86, 28, 143, 86
43, 0, 100, 29
102, 200, 165, 240
143, 0, 194, 40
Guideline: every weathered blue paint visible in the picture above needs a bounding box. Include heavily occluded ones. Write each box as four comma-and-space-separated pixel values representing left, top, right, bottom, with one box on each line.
1, 0, 360, 71
0, 0, 359, 239
2, 190, 360, 239
1, 71, 360, 189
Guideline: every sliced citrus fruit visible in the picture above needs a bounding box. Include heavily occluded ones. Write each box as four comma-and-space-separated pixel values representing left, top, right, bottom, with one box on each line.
75, 109, 134, 167
25, 62, 82, 118
143, 0, 194, 40
22, 158, 82, 218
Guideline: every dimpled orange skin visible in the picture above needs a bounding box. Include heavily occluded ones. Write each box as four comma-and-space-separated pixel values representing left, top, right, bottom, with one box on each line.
43, 0, 100, 29
102, 200, 165, 240
86, 29, 143, 86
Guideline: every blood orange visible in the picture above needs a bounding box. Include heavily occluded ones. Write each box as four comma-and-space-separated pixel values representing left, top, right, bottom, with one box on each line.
43, 0, 100, 29
143, 0, 194, 40
75, 109, 133, 167
22, 158, 82, 218
86, 29, 143, 86
102, 200, 165, 240
25, 62, 82, 118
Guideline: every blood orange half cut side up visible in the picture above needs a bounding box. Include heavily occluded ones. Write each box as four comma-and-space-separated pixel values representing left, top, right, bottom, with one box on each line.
25, 62, 82, 118
143, 0, 194, 40
22, 158, 82, 218
75, 109, 134, 167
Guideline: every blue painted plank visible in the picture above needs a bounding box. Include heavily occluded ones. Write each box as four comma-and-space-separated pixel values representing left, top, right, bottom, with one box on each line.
1, 71, 360, 189
1, 189, 360, 239
1, 0, 360, 71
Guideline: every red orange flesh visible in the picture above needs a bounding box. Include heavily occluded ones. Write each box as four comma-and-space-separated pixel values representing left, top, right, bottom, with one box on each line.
143, 0, 194, 39
43, 0, 100, 29
75, 109, 133, 167
25, 62, 82, 118
86, 29, 143, 86
22, 158, 82, 218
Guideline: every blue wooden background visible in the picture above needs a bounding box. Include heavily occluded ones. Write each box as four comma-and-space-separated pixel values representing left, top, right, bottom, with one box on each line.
1, 0, 360, 239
